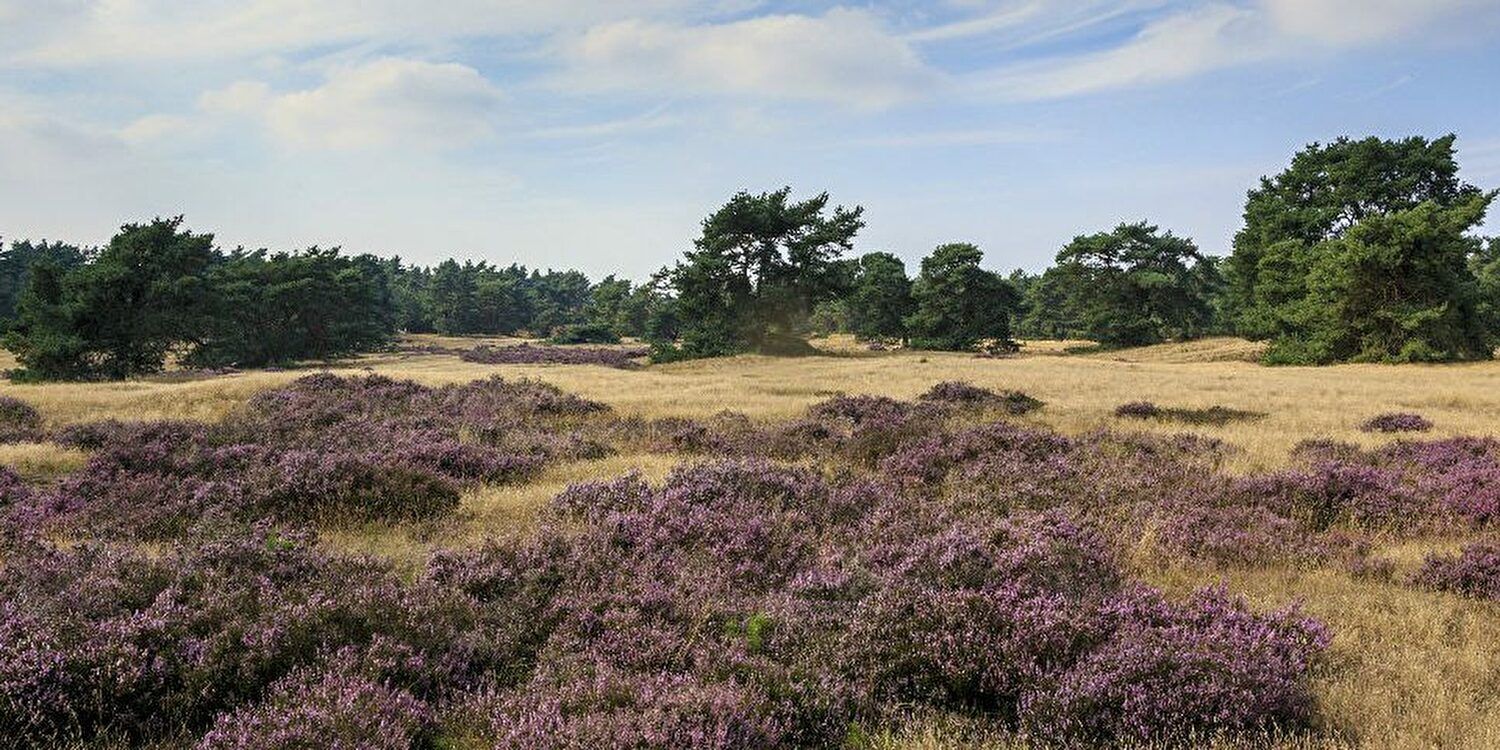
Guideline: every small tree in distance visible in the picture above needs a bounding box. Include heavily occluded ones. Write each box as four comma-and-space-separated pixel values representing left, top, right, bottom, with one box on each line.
845, 252, 914, 344
905, 243, 1017, 351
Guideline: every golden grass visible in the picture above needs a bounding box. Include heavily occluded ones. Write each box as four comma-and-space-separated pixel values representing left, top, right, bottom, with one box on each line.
8, 335, 1500, 473
0, 441, 91, 480
319, 452, 682, 569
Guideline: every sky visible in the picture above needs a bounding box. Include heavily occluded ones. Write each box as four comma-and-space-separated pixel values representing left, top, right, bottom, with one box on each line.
2, 0, 1499, 279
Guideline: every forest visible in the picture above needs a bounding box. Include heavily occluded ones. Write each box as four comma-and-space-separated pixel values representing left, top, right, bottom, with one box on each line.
2, 135, 1496, 380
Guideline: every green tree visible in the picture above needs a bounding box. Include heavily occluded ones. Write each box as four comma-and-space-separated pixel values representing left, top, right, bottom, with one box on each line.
905, 243, 1016, 351
1228, 134, 1486, 338
187, 248, 394, 368
4, 217, 215, 379
1262, 197, 1495, 364
666, 188, 864, 358
0, 239, 88, 322
1049, 222, 1217, 348
846, 252, 913, 343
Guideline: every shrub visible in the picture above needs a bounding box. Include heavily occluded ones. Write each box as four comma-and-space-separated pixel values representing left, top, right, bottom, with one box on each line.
197, 667, 433, 750
1114, 401, 1160, 418
1022, 586, 1330, 744
1361, 412, 1433, 433
919, 381, 1043, 415
1410, 541, 1500, 600
459, 343, 646, 369
1114, 401, 1264, 425
0, 395, 42, 442
548, 323, 621, 345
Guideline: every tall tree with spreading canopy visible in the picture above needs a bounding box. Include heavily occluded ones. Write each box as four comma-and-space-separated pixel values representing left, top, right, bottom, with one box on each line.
905, 243, 1017, 351
666, 187, 864, 358
1227, 134, 1496, 363
1048, 222, 1219, 348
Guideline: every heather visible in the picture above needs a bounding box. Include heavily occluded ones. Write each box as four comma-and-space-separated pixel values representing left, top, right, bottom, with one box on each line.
1409, 540, 1500, 600
0, 395, 41, 442
459, 343, 648, 369
1360, 412, 1433, 433
18, 374, 611, 537
10, 373, 1500, 747
1113, 401, 1265, 426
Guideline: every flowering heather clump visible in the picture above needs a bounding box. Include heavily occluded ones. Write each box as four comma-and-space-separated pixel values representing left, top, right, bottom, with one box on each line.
198, 667, 433, 750
1409, 541, 1500, 600
1235, 462, 1429, 532
459, 343, 648, 369
1115, 401, 1264, 426
18, 374, 612, 537
1361, 412, 1433, 433
919, 380, 1044, 415
0, 395, 42, 442
1023, 585, 1330, 744
1114, 401, 1161, 418
1154, 503, 1314, 567
0, 524, 540, 745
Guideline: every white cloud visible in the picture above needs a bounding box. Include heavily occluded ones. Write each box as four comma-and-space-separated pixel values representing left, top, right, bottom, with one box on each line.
560, 9, 940, 109
976, 3, 1266, 99
2, 0, 722, 67
1262, 0, 1500, 46
202, 58, 503, 150
968, 0, 1500, 100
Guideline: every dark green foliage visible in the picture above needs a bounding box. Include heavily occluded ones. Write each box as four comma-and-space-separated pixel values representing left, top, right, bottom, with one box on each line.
905, 243, 1016, 351
1043, 222, 1219, 348
548, 323, 620, 345
847, 252, 914, 342
1260, 197, 1494, 364
186, 248, 394, 368
3, 220, 395, 379
4, 217, 216, 380
664, 187, 864, 359
0, 239, 88, 322
1227, 134, 1496, 363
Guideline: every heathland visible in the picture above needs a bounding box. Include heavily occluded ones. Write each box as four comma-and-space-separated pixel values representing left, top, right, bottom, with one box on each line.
1, 336, 1497, 748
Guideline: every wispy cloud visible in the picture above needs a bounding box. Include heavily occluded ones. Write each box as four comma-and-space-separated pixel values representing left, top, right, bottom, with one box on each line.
526, 105, 681, 139
848, 127, 1061, 148
556, 9, 941, 109
199, 58, 504, 151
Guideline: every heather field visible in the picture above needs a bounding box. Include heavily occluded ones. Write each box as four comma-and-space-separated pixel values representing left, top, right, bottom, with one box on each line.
1, 338, 1498, 749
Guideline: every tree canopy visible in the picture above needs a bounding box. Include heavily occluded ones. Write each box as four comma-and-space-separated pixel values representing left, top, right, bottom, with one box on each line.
905, 243, 1016, 351
1040, 222, 1219, 348
665, 188, 864, 358
1226, 135, 1497, 364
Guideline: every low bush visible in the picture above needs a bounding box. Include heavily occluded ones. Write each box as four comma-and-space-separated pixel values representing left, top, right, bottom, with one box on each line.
1360, 412, 1433, 433
1409, 541, 1500, 600
547, 323, 621, 345
0, 396, 42, 443
1114, 401, 1264, 425
459, 343, 645, 369
918, 381, 1043, 415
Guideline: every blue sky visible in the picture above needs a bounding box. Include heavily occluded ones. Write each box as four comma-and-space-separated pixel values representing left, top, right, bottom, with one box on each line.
2, 1, 1499, 279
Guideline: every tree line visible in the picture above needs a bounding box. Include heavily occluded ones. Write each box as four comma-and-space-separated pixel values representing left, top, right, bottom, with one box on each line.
1, 133, 1495, 380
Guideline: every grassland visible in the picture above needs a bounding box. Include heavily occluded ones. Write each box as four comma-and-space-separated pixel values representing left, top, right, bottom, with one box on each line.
2, 336, 1498, 748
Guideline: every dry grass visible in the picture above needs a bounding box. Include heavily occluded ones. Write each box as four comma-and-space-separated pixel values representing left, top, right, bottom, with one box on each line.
0, 441, 91, 480
320, 452, 681, 569
6, 336, 1500, 747
8, 335, 1500, 473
